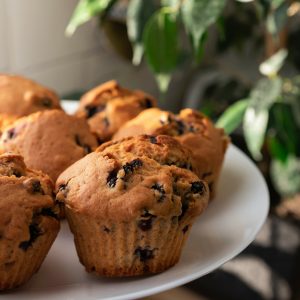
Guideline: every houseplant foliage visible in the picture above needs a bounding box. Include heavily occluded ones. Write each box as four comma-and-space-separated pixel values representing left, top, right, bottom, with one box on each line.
66, 0, 226, 93
66, 0, 300, 199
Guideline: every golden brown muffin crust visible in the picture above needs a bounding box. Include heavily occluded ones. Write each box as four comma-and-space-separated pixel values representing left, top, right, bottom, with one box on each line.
0, 110, 98, 182
0, 153, 60, 290
0, 74, 61, 117
113, 108, 229, 198
76, 80, 157, 142
56, 135, 209, 221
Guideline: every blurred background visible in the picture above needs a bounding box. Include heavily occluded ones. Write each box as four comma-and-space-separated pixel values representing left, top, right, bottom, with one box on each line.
1, 0, 300, 299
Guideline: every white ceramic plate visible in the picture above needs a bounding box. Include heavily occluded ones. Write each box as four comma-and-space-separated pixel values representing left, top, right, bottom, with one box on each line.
4, 101, 269, 300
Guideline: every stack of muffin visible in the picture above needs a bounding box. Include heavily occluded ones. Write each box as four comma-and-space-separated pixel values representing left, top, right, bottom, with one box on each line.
0, 74, 229, 289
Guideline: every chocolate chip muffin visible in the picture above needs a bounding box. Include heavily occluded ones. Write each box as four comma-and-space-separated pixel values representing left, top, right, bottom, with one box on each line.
113, 108, 229, 199
76, 80, 157, 142
0, 74, 61, 117
0, 110, 98, 182
0, 153, 60, 290
56, 135, 209, 277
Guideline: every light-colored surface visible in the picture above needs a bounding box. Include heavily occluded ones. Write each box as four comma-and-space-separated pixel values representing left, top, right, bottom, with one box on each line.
3, 101, 269, 300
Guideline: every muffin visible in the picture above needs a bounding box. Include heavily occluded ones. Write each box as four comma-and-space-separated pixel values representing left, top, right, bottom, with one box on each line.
0, 74, 61, 117
0, 153, 60, 290
0, 114, 18, 134
113, 108, 229, 198
56, 135, 209, 277
76, 80, 157, 142
0, 110, 98, 182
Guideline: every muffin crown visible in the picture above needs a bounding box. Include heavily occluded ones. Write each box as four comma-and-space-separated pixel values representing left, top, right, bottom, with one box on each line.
0, 153, 58, 239
0, 110, 98, 181
0, 74, 61, 117
56, 135, 209, 221
76, 80, 157, 142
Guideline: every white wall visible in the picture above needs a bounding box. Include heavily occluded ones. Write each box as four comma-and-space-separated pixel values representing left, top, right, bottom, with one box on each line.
0, 0, 158, 98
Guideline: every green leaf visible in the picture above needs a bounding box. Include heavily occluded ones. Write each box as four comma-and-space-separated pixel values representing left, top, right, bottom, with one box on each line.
181, 0, 225, 61
127, 0, 156, 66
161, 0, 180, 8
216, 99, 249, 134
66, 0, 116, 36
243, 77, 282, 160
268, 135, 289, 162
282, 77, 300, 128
270, 155, 300, 197
143, 9, 179, 93
259, 49, 288, 77
270, 102, 300, 157
266, 1, 288, 37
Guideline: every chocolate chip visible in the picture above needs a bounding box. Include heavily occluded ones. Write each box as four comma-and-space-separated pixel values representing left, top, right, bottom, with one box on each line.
138, 211, 156, 231
40, 207, 59, 220
85, 104, 106, 118
58, 184, 67, 193
12, 169, 22, 178
19, 222, 41, 251
138, 219, 153, 231
107, 168, 119, 188
32, 180, 44, 194
24, 179, 45, 195
4, 261, 15, 269
123, 159, 143, 175
134, 247, 155, 262
56, 184, 69, 201
151, 183, 165, 202
141, 209, 153, 218
41, 97, 52, 108
75, 135, 92, 154
103, 226, 111, 233
7, 128, 16, 140
191, 181, 205, 195
178, 198, 189, 221
103, 117, 110, 127
182, 225, 189, 234
175, 119, 185, 135
149, 136, 157, 144
145, 98, 153, 108
140, 98, 153, 108
96, 137, 104, 145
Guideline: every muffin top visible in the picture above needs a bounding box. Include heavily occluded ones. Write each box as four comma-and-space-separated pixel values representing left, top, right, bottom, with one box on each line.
167, 109, 229, 183
0, 74, 61, 117
76, 80, 157, 142
0, 110, 98, 182
114, 108, 228, 170
113, 108, 229, 198
56, 135, 209, 221
0, 153, 59, 245
112, 108, 171, 141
